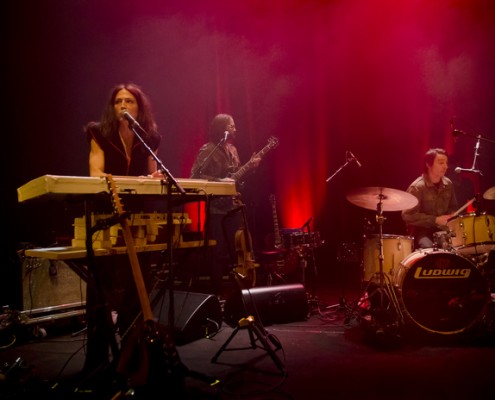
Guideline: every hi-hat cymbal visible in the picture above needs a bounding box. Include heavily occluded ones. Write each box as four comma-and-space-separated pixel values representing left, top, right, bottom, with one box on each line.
346, 186, 418, 212
483, 186, 495, 200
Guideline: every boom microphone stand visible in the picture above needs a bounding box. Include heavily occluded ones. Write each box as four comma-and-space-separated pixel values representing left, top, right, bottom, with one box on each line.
123, 113, 217, 387
323, 151, 361, 314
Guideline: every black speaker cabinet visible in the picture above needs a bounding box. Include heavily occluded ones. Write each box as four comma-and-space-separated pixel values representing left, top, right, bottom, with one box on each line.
224, 284, 308, 327
153, 290, 222, 345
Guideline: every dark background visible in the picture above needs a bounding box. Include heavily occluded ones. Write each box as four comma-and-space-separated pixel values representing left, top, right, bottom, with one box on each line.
4, 0, 495, 308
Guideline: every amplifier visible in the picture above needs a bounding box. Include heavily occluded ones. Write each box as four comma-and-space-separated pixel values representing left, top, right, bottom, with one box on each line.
21, 258, 86, 323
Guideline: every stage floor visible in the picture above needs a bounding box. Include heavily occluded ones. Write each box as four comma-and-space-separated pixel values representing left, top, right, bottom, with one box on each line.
1, 276, 495, 399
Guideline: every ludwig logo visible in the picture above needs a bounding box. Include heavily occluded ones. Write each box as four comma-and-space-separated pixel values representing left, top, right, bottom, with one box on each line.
414, 267, 471, 279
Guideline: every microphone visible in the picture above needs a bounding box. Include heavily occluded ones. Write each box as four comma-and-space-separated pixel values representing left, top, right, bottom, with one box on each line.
455, 167, 482, 174
452, 129, 465, 137
121, 110, 142, 129
348, 151, 362, 167
222, 131, 229, 142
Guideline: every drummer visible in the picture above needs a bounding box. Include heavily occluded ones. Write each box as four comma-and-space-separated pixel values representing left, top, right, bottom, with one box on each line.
402, 148, 458, 249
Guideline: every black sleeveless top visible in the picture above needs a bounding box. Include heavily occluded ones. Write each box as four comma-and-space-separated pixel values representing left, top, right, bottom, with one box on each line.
85, 122, 161, 176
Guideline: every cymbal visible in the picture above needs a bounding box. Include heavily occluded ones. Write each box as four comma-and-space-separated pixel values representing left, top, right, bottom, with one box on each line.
483, 186, 495, 200
346, 186, 418, 212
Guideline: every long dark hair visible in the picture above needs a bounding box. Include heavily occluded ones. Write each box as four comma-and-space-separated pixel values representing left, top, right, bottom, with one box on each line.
98, 82, 160, 142
208, 113, 232, 143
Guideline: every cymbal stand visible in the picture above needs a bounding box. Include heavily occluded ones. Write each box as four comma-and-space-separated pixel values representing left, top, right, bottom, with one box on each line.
366, 197, 404, 334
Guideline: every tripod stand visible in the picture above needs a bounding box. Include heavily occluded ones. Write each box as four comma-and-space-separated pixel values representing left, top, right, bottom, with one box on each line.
211, 272, 286, 376
346, 187, 419, 337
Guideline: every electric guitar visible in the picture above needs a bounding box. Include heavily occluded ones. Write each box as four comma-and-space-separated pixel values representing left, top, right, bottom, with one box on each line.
229, 136, 279, 182
106, 175, 182, 391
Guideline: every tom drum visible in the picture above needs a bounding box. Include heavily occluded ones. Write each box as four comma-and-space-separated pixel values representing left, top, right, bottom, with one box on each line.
393, 249, 489, 335
362, 234, 413, 282
447, 213, 495, 255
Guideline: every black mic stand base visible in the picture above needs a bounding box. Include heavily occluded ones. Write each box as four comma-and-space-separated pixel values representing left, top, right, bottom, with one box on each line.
211, 315, 286, 376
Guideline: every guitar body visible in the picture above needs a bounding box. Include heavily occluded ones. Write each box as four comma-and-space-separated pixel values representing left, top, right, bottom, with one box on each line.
235, 227, 257, 287
230, 202, 259, 288
117, 319, 183, 391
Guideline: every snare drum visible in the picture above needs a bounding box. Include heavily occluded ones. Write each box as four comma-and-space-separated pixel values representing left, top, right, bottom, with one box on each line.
362, 234, 413, 282
393, 249, 489, 335
447, 213, 495, 255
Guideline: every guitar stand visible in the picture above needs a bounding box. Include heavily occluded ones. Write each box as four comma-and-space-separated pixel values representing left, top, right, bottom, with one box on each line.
211, 272, 286, 376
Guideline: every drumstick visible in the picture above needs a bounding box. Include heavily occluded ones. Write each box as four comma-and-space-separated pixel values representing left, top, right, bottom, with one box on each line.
453, 197, 476, 216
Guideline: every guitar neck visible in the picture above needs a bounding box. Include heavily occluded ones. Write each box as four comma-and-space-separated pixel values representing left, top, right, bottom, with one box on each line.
270, 195, 283, 248
230, 137, 279, 182
121, 219, 154, 321
107, 175, 154, 322
230, 159, 255, 182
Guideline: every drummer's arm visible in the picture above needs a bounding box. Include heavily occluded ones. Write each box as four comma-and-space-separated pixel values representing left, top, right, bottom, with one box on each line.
435, 215, 451, 227
402, 208, 438, 228
439, 184, 459, 226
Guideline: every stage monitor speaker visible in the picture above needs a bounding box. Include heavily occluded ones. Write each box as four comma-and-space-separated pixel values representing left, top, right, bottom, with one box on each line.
153, 290, 222, 345
224, 283, 308, 327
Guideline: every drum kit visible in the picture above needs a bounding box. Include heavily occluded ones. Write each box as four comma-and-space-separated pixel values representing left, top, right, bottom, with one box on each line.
346, 185, 495, 337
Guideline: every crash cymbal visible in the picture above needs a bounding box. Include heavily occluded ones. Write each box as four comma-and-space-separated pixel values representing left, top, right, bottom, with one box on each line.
346, 186, 418, 212
483, 186, 495, 200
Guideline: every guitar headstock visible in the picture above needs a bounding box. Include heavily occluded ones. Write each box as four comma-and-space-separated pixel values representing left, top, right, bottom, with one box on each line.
106, 174, 126, 217
268, 136, 279, 149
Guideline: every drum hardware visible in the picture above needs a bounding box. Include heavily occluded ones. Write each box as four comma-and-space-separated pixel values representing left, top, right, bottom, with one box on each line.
433, 230, 456, 252
278, 222, 324, 315
346, 187, 419, 337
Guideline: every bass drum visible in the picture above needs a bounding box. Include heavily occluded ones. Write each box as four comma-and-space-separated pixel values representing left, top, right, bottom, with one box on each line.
393, 249, 489, 335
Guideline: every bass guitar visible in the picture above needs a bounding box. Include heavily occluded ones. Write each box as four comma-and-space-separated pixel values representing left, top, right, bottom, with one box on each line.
106, 175, 183, 392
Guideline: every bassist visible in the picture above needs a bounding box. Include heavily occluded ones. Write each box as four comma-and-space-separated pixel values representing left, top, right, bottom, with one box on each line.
190, 114, 275, 296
